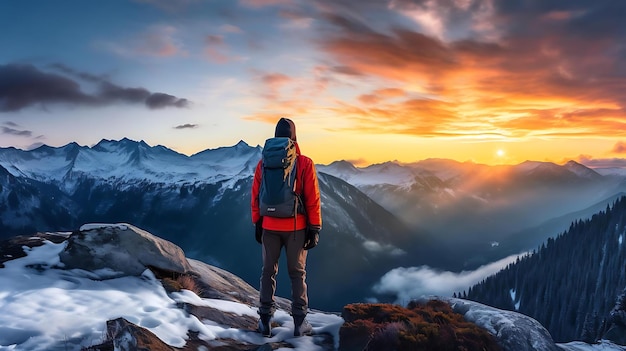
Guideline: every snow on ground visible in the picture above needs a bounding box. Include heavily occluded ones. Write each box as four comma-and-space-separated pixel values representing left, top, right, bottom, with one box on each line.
0, 240, 343, 351
558, 341, 626, 351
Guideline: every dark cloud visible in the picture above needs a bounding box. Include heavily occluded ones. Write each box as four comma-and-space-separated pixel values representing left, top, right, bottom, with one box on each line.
0, 63, 95, 111
0, 63, 191, 112
146, 93, 189, 109
1, 126, 32, 137
48, 63, 108, 83
320, 12, 374, 35
174, 123, 198, 129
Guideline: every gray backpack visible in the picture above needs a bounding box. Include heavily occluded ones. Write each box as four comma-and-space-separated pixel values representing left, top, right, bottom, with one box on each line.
259, 137, 302, 218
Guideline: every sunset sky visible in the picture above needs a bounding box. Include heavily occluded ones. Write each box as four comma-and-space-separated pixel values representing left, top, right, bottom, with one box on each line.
1, 0, 626, 167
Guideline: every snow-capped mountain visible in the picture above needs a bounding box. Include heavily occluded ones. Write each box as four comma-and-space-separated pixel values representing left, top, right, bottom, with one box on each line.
0, 138, 261, 187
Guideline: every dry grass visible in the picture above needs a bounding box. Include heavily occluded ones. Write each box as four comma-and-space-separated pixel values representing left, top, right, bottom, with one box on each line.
176, 274, 204, 296
339, 300, 503, 351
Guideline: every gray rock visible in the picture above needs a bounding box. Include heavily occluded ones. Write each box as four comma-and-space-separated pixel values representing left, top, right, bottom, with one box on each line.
106, 317, 175, 351
60, 223, 192, 276
188, 258, 291, 311
422, 297, 562, 351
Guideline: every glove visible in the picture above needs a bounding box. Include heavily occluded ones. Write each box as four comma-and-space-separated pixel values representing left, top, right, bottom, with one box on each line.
255, 218, 263, 244
303, 226, 320, 250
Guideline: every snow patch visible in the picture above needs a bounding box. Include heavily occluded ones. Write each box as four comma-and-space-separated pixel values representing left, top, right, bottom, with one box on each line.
510, 288, 521, 310
558, 340, 626, 350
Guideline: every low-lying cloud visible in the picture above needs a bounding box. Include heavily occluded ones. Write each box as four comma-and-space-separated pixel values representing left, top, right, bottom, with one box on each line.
576, 155, 626, 169
0, 63, 190, 112
372, 253, 522, 303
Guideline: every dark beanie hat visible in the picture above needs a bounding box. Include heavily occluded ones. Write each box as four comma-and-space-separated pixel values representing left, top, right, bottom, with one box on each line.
275, 117, 297, 141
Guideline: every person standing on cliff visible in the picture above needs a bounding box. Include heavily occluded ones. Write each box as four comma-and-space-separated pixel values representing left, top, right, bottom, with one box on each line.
250, 117, 322, 337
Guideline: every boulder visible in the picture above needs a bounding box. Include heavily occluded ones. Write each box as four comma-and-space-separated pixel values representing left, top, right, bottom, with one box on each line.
60, 223, 192, 276
428, 297, 562, 351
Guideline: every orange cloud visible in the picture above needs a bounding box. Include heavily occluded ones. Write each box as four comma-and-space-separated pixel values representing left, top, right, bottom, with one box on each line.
359, 88, 407, 105
309, 10, 626, 141
612, 142, 626, 154
244, 66, 337, 123
242, 1, 626, 147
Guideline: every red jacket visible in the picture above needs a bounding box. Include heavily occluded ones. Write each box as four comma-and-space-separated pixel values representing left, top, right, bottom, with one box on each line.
251, 142, 322, 231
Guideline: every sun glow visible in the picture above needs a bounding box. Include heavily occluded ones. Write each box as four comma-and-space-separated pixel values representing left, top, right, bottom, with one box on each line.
496, 149, 505, 157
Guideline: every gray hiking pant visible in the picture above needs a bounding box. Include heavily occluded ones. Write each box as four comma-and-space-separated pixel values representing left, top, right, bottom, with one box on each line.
259, 229, 308, 316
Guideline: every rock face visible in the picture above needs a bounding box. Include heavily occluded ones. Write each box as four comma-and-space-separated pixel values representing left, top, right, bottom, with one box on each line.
428, 297, 562, 351
188, 258, 291, 311
60, 223, 192, 276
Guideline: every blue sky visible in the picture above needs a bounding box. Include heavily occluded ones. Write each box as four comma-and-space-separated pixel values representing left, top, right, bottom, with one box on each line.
2, 0, 626, 166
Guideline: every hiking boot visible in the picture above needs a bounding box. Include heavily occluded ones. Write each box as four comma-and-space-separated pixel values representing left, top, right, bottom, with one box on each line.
258, 313, 272, 337
293, 314, 313, 337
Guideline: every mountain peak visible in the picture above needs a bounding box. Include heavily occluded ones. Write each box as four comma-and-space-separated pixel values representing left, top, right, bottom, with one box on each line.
328, 159, 358, 169
564, 160, 601, 179
234, 140, 249, 148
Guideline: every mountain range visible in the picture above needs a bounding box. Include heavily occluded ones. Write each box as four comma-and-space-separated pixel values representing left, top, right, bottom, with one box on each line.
2, 138, 626, 312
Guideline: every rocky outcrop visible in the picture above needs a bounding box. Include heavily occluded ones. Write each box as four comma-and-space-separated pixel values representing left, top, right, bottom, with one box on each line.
428, 297, 562, 351
60, 223, 192, 276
